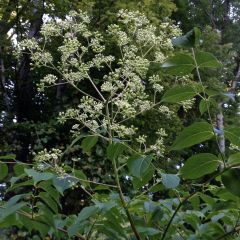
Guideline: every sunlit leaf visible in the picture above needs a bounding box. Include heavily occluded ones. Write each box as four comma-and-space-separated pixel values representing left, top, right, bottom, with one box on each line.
180, 153, 220, 179
171, 122, 214, 150
195, 51, 222, 68
161, 53, 195, 75
0, 154, 16, 160
161, 173, 180, 189
127, 155, 153, 179
25, 169, 53, 185
161, 86, 196, 103
172, 27, 201, 48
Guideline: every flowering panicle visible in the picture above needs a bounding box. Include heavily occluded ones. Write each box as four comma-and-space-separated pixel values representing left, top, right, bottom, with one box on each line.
20, 10, 182, 161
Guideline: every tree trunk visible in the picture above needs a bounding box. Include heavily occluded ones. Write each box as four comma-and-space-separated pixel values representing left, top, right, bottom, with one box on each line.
0, 47, 10, 112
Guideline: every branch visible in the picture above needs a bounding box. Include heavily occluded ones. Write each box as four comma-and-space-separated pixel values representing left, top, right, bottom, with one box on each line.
216, 225, 240, 240
161, 192, 196, 240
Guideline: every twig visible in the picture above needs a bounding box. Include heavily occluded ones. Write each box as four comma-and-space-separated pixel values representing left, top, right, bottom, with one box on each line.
215, 225, 240, 240
161, 192, 196, 240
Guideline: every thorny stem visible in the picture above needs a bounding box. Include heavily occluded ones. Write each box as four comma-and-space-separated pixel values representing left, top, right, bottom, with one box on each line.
105, 101, 142, 240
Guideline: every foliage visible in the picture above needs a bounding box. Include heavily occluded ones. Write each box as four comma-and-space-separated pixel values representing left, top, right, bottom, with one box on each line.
1, 5, 240, 240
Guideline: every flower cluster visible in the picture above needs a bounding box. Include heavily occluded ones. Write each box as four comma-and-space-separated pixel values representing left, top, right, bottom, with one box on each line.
24, 9, 181, 159
34, 148, 62, 163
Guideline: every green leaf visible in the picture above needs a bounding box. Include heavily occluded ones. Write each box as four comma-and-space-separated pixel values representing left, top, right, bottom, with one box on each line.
148, 184, 164, 193
132, 166, 154, 189
149, 206, 164, 222
127, 155, 153, 179
68, 206, 99, 237
222, 169, 240, 197
81, 135, 98, 153
0, 154, 16, 160
52, 175, 78, 195
136, 226, 160, 236
25, 169, 54, 185
101, 210, 127, 238
38, 181, 60, 204
74, 169, 89, 187
225, 127, 240, 146
0, 214, 20, 228
171, 122, 214, 150
198, 193, 215, 206
161, 86, 196, 103
39, 192, 59, 213
13, 164, 26, 176
0, 195, 26, 219
161, 53, 195, 75
199, 98, 217, 113
195, 51, 222, 68
31, 221, 49, 238
161, 173, 180, 189
78, 205, 98, 221
199, 99, 208, 115
180, 153, 220, 179
0, 163, 8, 180
205, 89, 220, 97
172, 27, 201, 48
228, 153, 240, 165
189, 195, 200, 210
107, 142, 127, 161
8, 179, 34, 192
0, 202, 26, 219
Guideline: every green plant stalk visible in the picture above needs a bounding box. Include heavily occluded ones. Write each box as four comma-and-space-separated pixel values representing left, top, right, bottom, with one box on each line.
105, 102, 142, 240
161, 192, 196, 240
162, 49, 230, 240
191, 48, 226, 167
216, 224, 240, 240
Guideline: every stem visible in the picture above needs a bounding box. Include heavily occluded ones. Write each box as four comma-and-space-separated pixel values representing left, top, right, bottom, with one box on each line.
46, 63, 101, 102
191, 48, 226, 167
105, 101, 142, 240
118, 101, 162, 124
216, 225, 240, 240
86, 213, 100, 240
160, 157, 240, 240
161, 192, 196, 240
86, 73, 106, 102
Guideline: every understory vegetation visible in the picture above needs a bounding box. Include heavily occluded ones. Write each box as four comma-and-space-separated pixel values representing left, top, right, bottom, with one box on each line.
1, 1, 240, 239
